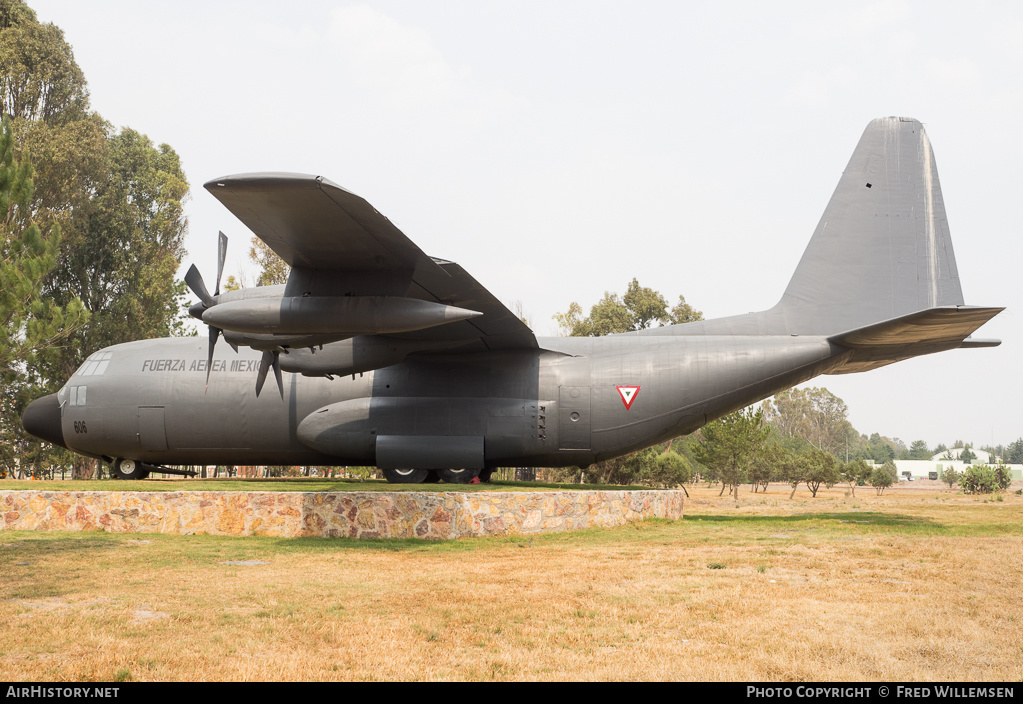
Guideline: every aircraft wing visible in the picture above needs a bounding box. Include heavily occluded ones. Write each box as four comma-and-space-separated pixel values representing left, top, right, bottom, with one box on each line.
205, 173, 426, 272
204, 173, 536, 351
400, 258, 537, 349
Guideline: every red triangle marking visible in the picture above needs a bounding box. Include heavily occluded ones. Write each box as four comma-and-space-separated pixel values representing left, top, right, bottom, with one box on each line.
616, 385, 641, 410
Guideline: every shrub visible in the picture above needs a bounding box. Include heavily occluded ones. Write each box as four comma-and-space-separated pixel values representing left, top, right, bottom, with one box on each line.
942, 467, 961, 490
960, 465, 1001, 494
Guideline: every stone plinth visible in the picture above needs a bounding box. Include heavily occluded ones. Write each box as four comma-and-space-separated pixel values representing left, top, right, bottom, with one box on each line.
1, 489, 683, 539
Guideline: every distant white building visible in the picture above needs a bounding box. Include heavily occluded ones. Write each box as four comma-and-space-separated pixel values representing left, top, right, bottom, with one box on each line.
894, 448, 1023, 482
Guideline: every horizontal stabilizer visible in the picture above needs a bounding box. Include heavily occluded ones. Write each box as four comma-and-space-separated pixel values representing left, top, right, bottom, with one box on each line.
959, 338, 1001, 348
830, 306, 1003, 348
827, 305, 1003, 374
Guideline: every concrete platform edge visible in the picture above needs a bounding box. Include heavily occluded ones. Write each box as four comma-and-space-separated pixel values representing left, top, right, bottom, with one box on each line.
0, 490, 685, 539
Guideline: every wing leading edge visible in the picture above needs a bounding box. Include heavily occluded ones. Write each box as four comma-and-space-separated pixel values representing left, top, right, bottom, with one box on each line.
204, 174, 536, 355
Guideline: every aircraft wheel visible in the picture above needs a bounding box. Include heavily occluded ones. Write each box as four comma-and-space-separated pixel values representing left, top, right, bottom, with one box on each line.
438, 468, 481, 484
112, 458, 148, 480
382, 468, 429, 484
478, 469, 494, 483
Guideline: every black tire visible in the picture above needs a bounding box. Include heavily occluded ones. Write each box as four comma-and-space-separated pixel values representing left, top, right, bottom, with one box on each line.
478, 468, 494, 483
438, 468, 481, 484
112, 458, 148, 480
382, 468, 430, 484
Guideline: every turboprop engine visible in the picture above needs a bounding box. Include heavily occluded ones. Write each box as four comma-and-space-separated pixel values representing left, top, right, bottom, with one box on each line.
202, 295, 482, 335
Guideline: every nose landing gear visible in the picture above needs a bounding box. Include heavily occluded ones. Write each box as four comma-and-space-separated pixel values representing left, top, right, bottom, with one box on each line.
111, 458, 150, 480
109, 459, 198, 480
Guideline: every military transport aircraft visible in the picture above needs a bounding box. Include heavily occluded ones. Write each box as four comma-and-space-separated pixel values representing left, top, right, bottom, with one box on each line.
22, 117, 1002, 483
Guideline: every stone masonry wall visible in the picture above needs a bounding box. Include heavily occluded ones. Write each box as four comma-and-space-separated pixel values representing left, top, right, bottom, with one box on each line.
0, 490, 684, 539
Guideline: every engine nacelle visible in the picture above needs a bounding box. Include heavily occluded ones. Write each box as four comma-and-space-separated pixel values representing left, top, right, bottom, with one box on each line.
203, 296, 481, 335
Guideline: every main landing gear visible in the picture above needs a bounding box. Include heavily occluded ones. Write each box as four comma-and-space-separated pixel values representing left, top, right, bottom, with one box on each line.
382, 468, 488, 484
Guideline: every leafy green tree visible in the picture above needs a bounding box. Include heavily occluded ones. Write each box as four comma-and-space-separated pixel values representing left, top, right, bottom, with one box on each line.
0, 114, 86, 476
606, 448, 656, 486
779, 449, 808, 499
578, 444, 692, 487
746, 442, 793, 493
249, 237, 289, 286
881, 460, 899, 482
803, 447, 839, 497
840, 459, 872, 496
1006, 438, 1023, 465
995, 463, 1012, 491
554, 278, 702, 336
941, 467, 960, 490
41, 127, 189, 380
692, 406, 770, 501
959, 446, 976, 464
908, 440, 931, 460
1, 3, 190, 477
0, 0, 87, 124
650, 449, 692, 487
763, 387, 851, 457
869, 466, 894, 495
862, 433, 898, 464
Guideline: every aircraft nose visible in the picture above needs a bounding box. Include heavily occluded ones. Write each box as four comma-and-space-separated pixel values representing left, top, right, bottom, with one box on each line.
22, 393, 66, 449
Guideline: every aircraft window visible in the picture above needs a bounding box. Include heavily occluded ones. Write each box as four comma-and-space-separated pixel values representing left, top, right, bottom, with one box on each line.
68, 386, 87, 406
77, 351, 112, 376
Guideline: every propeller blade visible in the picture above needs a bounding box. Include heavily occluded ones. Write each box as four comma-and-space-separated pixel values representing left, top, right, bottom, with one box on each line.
272, 353, 284, 399
255, 350, 284, 399
255, 351, 270, 397
215, 231, 228, 296
205, 325, 221, 389
184, 264, 214, 308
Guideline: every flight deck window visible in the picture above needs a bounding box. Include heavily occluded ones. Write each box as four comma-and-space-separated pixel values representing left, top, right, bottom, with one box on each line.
77, 351, 111, 376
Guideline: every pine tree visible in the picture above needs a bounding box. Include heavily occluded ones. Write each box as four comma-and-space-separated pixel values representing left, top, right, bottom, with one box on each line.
0, 114, 86, 475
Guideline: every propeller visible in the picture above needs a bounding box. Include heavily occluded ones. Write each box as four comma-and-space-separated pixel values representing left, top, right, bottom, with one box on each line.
186, 231, 286, 399
185, 232, 228, 389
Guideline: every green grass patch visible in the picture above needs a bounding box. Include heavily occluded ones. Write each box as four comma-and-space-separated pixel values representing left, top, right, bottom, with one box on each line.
683, 511, 1023, 538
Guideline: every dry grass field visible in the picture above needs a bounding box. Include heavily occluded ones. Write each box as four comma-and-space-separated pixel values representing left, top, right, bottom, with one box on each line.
1, 480, 1021, 682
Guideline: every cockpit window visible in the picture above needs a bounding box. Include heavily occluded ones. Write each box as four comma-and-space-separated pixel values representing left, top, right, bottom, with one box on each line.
69, 385, 87, 406
77, 351, 112, 377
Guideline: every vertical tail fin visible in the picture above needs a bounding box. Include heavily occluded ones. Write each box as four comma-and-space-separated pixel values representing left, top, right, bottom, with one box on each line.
776, 117, 964, 334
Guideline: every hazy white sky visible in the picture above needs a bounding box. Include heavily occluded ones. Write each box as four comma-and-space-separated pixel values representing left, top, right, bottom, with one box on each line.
29, 0, 1023, 449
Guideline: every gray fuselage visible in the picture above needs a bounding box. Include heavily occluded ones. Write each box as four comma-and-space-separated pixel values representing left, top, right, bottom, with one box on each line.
55, 331, 843, 469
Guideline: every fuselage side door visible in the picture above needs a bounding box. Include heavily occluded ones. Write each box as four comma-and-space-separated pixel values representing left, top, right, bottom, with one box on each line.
138, 406, 168, 451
